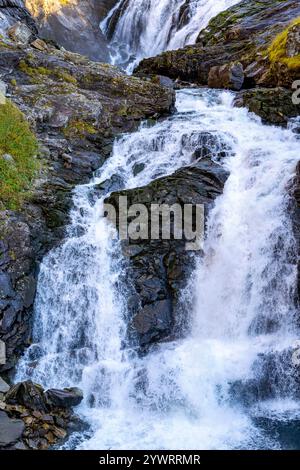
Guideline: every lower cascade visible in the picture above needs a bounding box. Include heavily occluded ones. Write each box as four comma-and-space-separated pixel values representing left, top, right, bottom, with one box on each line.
101, 0, 240, 70
16, 89, 300, 450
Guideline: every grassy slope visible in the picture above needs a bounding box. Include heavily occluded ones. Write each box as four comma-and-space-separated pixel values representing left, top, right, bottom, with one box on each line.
0, 100, 38, 210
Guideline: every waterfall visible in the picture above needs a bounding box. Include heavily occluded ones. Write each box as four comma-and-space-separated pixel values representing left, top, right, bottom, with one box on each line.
17, 89, 300, 449
101, 0, 241, 70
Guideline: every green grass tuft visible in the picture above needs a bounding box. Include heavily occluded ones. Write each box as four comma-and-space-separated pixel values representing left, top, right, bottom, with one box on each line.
0, 100, 39, 210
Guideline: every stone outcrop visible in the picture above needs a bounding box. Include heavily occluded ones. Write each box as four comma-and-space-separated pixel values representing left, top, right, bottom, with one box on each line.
0, 31, 175, 372
234, 87, 299, 126
0, 0, 37, 37
0, 380, 84, 449
105, 155, 229, 350
25, 0, 118, 62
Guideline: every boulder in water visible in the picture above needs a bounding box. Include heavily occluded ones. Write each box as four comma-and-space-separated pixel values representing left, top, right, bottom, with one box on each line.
45, 387, 83, 409
105, 157, 229, 349
234, 87, 300, 126
208, 62, 244, 91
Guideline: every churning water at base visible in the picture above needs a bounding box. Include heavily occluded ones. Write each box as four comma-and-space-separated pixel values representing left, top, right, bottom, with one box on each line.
101, 0, 240, 70
17, 89, 300, 449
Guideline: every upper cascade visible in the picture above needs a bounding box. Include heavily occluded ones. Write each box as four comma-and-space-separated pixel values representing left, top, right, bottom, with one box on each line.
101, 0, 241, 69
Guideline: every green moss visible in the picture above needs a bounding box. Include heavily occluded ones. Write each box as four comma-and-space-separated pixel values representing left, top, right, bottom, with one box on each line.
63, 119, 97, 138
268, 17, 300, 70
0, 100, 39, 210
55, 70, 77, 84
19, 59, 77, 85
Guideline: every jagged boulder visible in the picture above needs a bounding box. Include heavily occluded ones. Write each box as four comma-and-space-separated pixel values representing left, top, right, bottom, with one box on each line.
208, 62, 244, 91
45, 387, 83, 409
2, 380, 84, 449
105, 157, 229, 349
5, 380, 47, 411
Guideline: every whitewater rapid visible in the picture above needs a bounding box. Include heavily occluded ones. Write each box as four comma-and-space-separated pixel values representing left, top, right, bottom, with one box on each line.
16, 89, 300, 449
101, 0, 240, 70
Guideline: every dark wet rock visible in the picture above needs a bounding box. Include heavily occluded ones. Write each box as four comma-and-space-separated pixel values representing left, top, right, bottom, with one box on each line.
292, 162, 300, 311
234, 87, 300, 126
2, 379, 85, 449
5, 380, 48, 412
229, 346, 300, 406
133, 162, 146, 176
45, 387, 83, 409
105, 157, 229, 350
133, 299, 173, 347
188, 131, 234, 163
252, 416, 300, 450
208, 62, 244, 91
136, 0, 300, 90
0, 410, 24, 448
93, 175, 124, 198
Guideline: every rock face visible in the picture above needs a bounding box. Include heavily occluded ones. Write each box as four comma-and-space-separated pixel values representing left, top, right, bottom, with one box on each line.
0, 0, 37, 37
25, 0, 118, 62
286, 23, 300, 58
292, 161, 300, 309
0, 380, 84, 449
0, 31, 175, 372
136, 0, 300, 122
105, 156, 229, 349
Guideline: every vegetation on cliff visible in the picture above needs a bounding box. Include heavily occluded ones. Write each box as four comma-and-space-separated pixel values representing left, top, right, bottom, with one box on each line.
0, 100, 38, 209
268, 17, 300, 70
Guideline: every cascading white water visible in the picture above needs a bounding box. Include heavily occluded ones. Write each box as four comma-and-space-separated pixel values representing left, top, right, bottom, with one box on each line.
101, 0, 241, 70
17, 89, 300, 449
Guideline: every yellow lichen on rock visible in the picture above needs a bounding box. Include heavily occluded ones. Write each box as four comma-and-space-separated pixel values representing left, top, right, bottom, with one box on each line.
268, 17, 300, 70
